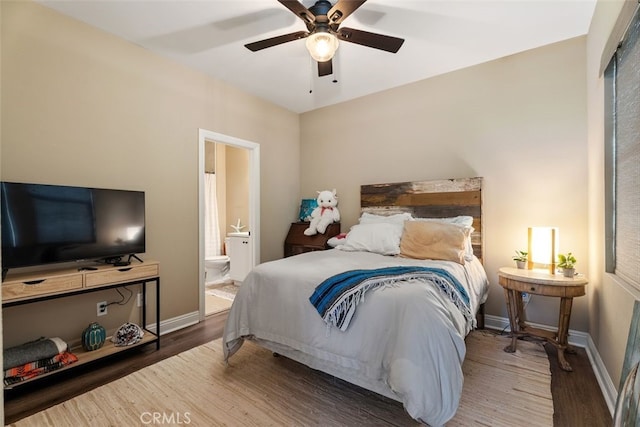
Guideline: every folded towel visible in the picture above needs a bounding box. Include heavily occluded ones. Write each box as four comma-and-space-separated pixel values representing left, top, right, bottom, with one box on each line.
3, 337, 68, 370
4, 351, 78, 386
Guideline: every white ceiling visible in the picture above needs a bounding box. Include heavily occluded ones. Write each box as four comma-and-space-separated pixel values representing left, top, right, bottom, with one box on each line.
38, 0, 596, 113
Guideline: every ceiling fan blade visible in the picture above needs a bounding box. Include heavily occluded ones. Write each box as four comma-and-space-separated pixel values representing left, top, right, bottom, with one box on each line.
336, 27, 404, 53
327, 0, 367, 25
318, 59, 333, 77
278, 0, 315, 24
245, 31, 308, 52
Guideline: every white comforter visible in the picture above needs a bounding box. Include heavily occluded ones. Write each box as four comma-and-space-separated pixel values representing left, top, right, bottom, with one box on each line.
223, 249, 489, 426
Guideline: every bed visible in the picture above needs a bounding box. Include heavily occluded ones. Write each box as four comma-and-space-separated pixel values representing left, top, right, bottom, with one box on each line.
223, 177, 489, 426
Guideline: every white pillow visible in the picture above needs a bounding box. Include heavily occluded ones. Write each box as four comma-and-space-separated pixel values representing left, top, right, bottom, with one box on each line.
359, 212, 413, 224
411, 215, 474, 227
463, 227, 475, 261
336, 223, 404, 255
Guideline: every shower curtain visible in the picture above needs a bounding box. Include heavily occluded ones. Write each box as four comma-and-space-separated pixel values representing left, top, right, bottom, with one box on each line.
204, 173, 221, 258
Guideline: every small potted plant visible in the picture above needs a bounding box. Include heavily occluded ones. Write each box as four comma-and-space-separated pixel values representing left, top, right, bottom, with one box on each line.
512, 250, 528, 269
557, 252, 577, 277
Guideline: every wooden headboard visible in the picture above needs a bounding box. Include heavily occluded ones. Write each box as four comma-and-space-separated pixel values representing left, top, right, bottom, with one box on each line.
360, 177, 484, 263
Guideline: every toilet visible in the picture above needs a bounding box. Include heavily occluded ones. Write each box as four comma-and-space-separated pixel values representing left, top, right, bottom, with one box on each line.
205, 255, 230, 286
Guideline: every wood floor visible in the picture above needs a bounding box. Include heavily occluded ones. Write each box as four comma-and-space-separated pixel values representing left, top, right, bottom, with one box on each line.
4, 311, 612, 426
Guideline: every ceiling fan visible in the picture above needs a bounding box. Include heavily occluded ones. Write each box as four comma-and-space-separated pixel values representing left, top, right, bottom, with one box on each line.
245, 0, 404, 77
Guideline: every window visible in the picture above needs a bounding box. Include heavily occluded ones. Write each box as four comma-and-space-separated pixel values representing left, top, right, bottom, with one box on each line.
605, 5, 640, 290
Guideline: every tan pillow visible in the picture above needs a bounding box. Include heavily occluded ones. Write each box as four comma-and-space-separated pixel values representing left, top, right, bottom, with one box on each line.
399, 221, 470, 264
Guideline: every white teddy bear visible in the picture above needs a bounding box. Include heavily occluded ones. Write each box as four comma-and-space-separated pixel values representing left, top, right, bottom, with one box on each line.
304, 189, 340, 236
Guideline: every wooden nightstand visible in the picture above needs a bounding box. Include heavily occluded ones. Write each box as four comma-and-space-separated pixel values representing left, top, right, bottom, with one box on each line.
284, 222, 341, 257
498, 267, 588, 371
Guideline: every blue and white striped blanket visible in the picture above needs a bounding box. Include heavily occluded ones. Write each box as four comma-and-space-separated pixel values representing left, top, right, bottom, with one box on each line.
309, 266, 474, 331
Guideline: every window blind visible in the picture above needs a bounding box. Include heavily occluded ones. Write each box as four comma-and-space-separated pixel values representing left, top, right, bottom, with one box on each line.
611, 6, 640, 288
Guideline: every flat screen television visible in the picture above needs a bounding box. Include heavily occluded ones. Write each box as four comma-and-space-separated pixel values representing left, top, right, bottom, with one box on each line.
1, 182, 145, 273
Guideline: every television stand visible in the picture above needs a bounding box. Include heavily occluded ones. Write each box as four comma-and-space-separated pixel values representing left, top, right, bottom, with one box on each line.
2, 260, 160, 390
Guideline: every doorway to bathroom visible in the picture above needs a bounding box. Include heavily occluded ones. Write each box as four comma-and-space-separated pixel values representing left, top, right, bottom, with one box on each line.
198, 129, 260, 320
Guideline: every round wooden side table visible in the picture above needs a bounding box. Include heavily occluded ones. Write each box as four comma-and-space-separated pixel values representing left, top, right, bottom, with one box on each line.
498, 267, 588, 371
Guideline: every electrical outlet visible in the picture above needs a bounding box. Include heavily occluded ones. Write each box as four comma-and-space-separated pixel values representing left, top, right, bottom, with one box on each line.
137, 292, 142, 308
522, 292, 531, 303
97, 301, 107, 316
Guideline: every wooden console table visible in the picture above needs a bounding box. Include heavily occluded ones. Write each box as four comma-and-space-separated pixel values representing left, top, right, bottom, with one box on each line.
498, 267, 587, 371
2, 261, 160, 389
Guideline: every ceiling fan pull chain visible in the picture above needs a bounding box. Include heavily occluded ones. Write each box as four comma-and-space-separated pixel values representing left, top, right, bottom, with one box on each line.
309, 55, 314, 94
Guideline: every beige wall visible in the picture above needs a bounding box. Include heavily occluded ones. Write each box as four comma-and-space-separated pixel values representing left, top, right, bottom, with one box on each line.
586, 0, 640, 392
225, 145, 250, 235
0, 1, 299, 344
2, 0, 637, 407
301, 36, 589, 331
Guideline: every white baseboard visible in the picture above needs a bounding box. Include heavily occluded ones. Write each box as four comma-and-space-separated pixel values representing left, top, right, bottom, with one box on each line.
484, 314, 616, 416
146, 310, 200, 336
585, 334, 617, 416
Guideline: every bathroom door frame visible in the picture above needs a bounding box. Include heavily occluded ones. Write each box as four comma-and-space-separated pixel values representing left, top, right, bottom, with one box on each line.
198, 129, 260, 321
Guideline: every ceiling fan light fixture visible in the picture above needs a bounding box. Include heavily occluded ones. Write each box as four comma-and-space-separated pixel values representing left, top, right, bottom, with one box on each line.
305, 31, 339, 62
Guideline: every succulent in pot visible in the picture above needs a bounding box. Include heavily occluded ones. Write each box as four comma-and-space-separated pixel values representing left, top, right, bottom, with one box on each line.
512, 250, 528, 269
557, 252, 577, 277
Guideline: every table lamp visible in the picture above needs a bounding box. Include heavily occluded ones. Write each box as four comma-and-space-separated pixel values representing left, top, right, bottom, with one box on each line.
528, 227, 559, 274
